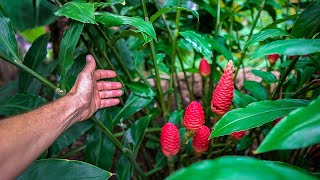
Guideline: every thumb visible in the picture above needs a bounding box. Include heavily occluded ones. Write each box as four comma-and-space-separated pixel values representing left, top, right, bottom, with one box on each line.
82, 55, 96, 74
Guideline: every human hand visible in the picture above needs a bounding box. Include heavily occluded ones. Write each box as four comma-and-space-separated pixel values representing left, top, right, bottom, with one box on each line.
69, 55, 122, 122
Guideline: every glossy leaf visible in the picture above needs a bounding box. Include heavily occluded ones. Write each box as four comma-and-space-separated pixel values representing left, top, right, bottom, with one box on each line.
180, 30, 212, 57
251, 70, 277, 84
0, 6, 20, 62
167, 156, 317, 180
244, 81, 268, 100
95, 0, 125, 8
127, 82, 156, 97
0, 94, 47, 116
115, 155, 132, 180
244, 28, 289, 49
291, 1, 320, 39
150, 7, 199, 23
168, 110, 184, 125
210, 99, 309, 138
58, 21, 84, 81
113, 93, 153, 124
19, 33, 50, 93
256, 96, 320, 153
18, 159, 113, 180
54, 2, 95, 24
233, 90, 257, 108
251, 39, 320, 59
208, 38, 233, 60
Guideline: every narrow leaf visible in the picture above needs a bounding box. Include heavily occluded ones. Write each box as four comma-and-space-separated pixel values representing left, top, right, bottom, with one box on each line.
244, 81, 268, 100
150, 7, 199, 23
210, 99, 309, 138
233, 90, 257, 108
126, 82, 156, 97
180, 30, 212, 57
208, 38, 233, 60
54, 2, 95, 24
256, 96, 320, 153
251, 70, 278, 84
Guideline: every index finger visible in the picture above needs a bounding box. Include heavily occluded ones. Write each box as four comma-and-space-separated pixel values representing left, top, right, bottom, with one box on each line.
94, 70, 117, 80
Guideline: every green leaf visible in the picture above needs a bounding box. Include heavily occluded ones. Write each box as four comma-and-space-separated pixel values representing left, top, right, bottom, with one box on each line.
95, 12, 156, 42
207, 38, 233, 60
127, 82, 156, 97
168, 110, 184, 125
244, 81, 268, 101
95, 0, 125, 8
0, 94, 47, 116
236, 136, 254, 151
256, 96, 320, 153
244, 28, 290, 49
0, 6, 20, 62
233, 90, 257, 108
54, 2, 95, 24
58, 21, 84, 81
291, 1, 320, 39
180, 30, 212, 57
0, 81, 18, 104
150, 7, 199, 23
113, 93, 153, 124
18, 159, 113, 180
19, 33, 50, 93
251, 39, 320, 59
20, 26, 46, 43
209, 99, 309, 138
166, 156, 317, 180
251, 70, 278, 84
115, 155, 132, 180
263, 14, 299, 30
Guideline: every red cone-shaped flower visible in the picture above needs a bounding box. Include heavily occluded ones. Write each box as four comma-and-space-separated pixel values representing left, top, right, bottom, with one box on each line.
211, 60, 234, 115
160, 123, 180, 157
199, 58, 211, 77
231, 130, 246, 140
183, 101, 205, 131
192, 125, 210, 153
273, 117, 282, 125
267, 54, 279, 65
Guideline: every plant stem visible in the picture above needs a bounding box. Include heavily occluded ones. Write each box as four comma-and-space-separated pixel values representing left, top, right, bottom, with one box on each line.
291, 80, 320, 98
271, 57, 299, 99
90, 116, 145, 179
233, 0, 266, 80
12, 60, 65, 96
58, 145, 86, 159
139, 0, 167, 116
114, 127, 161, 138
167, 157, 175, 174
145, 167, 163, 176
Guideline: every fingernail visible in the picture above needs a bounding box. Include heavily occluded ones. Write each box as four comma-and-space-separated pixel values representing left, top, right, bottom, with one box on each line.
117, 90, 123, 96
114, 99, 120, 104
116, 82, 122, 88
86, 55, 92, 62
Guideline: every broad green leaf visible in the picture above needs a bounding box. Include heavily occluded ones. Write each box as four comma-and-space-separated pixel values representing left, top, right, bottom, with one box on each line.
0, 81, 18, 104
291, 1, 320, 39
48, 121, 93, 157
113, 93, 153, 124
85, 109, 115, 170
20, 26, 46, 42
19, 33, 50, 93
126, 82, 156, 97
244, 28, 289, 49
95, 12, 156, 41
166, 156, 317, 180
0, 94, 47, 116
208, 38, 233, 60
180, 30, 212, 57
251, 39, 320, 59
55, 2, 95, 24
209, 99, 309, 138
115, 155, 132, 180
33, 0, 43, 25
95, 0, 125, 8
256, 96, 320, 153
58, 21, 84, 81
18, 159, 113, 180
236, 136, 254, 151
244, 81, 268, 100
251, 70, 277, 84
168, 110, 184, 125
150, 7, 199, 23
155, 53, 170, 74
0, 6, 20, 62
114, 39, 135, 77
233, 90, 257, 108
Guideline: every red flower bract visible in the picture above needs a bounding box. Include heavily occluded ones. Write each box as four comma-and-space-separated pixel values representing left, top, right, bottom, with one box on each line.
267, 54, 279, 65
183, 101, 205, 131
199, 58, 211, 77
160, 123, 180, 157
211, 60, 234, 115
192, 125, 210, 153
231, 130, 246, 140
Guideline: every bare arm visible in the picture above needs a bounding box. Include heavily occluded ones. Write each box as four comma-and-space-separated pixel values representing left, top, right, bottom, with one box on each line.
0, 55, 122, 179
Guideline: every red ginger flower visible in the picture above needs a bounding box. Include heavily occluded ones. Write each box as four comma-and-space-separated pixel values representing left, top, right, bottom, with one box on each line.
199, 58, 211, 77
211, 60, 234, 115
267, 54, 279, 65
273, 117, 282, 125
183, 101, 205, 131
160, 123, 180, 157
192, 125, 210, 153
231, 130, 246, 140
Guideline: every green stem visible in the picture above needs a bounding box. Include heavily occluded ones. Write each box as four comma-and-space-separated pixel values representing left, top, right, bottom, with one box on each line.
114, 127, 161, 138
12, 60, 65, 96
145, 167, 163, 177
291, 80, 320, 98
80, 35, 104, 69
234, 0, 266, 80
167, 157, 174, 174
58, 145, 86, 159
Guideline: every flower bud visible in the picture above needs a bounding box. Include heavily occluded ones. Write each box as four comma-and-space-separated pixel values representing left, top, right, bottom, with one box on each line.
231, 130, 246, 140
160, 123, 180, 157
267, 54, 279, 65
192, 125, 210, 153
183, 101, 205, 131
199, 58, 211, 77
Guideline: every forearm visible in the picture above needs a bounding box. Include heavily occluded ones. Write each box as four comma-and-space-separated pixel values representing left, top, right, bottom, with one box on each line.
0, 94, 82, 179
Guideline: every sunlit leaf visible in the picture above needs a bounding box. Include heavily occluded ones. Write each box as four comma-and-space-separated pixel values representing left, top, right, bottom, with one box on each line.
180, 30, 211, 57
150, 7, 199, 23
251, 70, 277, 84
55, 2, 95, 24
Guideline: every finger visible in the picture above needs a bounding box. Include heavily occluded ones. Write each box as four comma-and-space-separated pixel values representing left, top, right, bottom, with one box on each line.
81, 55, 96, 74
97, 81, 122, 90
100, 98, 120, 108
99, 90, 123, 99
94, 70, 116, 80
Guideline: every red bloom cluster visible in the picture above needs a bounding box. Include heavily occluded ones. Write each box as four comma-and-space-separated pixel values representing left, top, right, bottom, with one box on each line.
192, 125, 210, 153
231, 130, 246, 140
267, 54, 279, 65
199, 58, 211, 77
160, 123, 180, 157
183, 101, 205, 131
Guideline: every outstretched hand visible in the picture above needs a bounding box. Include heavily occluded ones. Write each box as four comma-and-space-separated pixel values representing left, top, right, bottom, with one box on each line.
69, 55, 122, 122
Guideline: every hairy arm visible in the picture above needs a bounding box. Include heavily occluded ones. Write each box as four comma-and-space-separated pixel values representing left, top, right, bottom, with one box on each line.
0, 55, 122, 179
